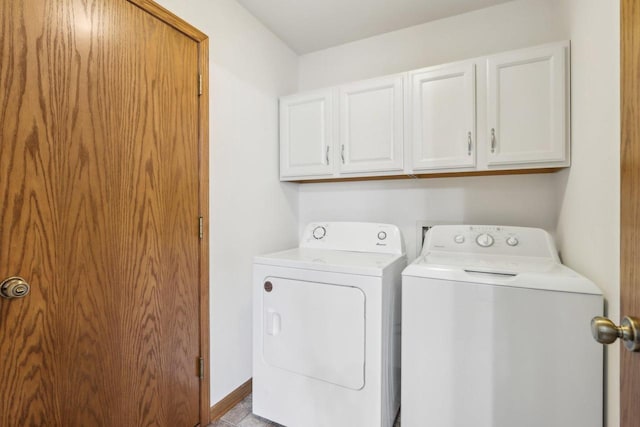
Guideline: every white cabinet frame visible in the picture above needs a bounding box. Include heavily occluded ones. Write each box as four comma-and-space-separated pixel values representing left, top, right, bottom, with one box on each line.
279, 41, 570, 182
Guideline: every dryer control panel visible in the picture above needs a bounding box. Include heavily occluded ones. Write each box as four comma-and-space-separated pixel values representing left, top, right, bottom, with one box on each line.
422, 225, 559, 261
301, 222, 405, 255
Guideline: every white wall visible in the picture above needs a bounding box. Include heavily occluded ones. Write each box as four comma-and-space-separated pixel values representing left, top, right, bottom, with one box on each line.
554, 1, 620, 426
299, 174, 559, 260
298, 0, 567, 90
153, 1, 620, 423
298, 0, 570, 256
296, 0, 570, 261
155, 0, 299, 405
297, 1, 620, 425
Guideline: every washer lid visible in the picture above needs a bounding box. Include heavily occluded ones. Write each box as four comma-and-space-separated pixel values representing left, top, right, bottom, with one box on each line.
417, 252, 559, 274
254, 248, 405, 277
402, 252, 602, 295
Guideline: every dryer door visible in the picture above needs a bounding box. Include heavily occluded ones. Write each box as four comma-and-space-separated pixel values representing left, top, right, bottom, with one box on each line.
262, 277, 366, 390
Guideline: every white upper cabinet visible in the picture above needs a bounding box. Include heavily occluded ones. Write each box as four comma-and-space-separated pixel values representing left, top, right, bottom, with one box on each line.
486, 42, 568, 166
410, 62, 476, 170
279, 41, 570, 181
338, 75, 404, 174
280, 90, 335, 178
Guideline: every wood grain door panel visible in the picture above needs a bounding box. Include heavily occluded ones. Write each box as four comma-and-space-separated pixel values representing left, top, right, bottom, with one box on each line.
0, 0, 205, 425
622, 1, 640, 426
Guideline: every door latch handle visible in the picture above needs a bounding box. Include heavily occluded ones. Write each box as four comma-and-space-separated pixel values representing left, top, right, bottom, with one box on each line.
591, 316, 640, 351
0, 276, 31, 299
266, 309, 281, 336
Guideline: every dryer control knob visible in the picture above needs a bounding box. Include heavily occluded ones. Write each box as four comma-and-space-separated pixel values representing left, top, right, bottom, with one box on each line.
312, 226, 326, 240
506, 236, 519, 246
476, 233, 494, 247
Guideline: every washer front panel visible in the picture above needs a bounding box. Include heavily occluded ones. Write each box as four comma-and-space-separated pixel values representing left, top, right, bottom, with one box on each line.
401, 276, 603, 427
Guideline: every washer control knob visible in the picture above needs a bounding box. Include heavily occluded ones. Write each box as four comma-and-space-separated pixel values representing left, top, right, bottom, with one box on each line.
476, 233, 494, 248
454, 235, 465, 244
377, 231, 387, 240
312, 226, 326, 240
506, 236, 519, 247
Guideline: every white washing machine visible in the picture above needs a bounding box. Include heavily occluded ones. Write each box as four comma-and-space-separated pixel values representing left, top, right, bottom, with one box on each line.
402, 225, 603, 427
253, 222, 407, 427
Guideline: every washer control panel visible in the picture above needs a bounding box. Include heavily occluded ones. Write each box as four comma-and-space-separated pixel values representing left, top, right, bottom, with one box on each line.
301, 222, 405, 255
423, 225, 559, 260
475, 233, 495, 248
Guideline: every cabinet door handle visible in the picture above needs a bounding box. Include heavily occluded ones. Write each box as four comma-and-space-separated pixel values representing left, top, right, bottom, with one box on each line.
467, 131, 472, 156
326, 146, 330, 164
341, 144, 345, 164
491, 128, 496, 153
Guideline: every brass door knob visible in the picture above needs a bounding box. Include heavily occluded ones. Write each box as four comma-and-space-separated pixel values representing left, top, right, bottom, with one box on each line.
591, 316, 640, 352
0, 277, 31, 299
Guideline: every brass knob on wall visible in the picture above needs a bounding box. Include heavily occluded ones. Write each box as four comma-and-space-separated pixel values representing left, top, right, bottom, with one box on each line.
0, 276, 31, 299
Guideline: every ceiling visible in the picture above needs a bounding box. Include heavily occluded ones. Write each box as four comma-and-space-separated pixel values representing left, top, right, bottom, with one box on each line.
237, 0, 515, 54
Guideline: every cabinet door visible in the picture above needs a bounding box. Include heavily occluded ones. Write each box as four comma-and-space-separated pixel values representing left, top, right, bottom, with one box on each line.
280, 90, 335, 178
338, 75, 404, 174
410, 62, 476, 170
486, 43, 568, 166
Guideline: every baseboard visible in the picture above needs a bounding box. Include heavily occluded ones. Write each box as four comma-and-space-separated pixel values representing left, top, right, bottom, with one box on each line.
209, 378, 253, 422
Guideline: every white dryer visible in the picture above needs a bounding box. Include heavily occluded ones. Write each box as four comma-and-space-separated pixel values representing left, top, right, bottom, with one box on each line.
402, 225, 603, 427
253, 222, 406, 427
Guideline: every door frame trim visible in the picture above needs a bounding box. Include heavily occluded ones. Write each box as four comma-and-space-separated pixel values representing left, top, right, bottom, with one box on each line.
126, 1, 210, 424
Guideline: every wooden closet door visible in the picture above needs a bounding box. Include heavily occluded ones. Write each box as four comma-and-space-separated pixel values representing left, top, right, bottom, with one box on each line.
0, 0, 206, 425
622, 1, 640, 426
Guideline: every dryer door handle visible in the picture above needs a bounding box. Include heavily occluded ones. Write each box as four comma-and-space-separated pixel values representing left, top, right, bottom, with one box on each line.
266, 310, 281, 336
